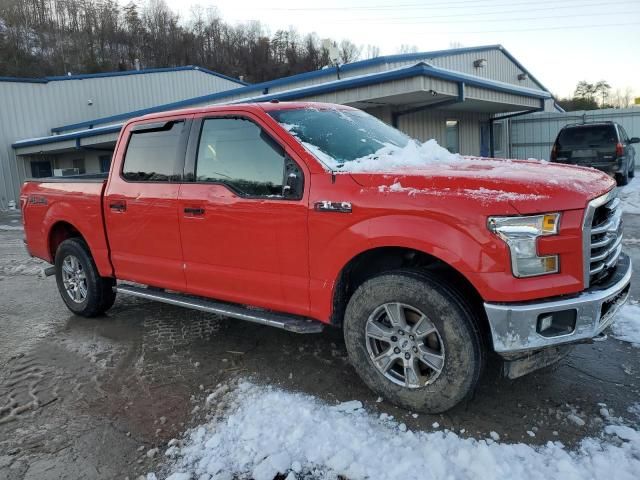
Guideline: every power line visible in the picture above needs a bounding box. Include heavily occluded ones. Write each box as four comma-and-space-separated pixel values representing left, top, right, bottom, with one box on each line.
256, 0, 637, 12
403, 21, 640, 34
327, 3, 639, 23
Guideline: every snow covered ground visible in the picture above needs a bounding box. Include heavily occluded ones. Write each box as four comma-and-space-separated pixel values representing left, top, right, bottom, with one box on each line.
618, 178, 640, 214
0, 224, 24, 231
154, 381, 640, 480
612, 302, 640, 347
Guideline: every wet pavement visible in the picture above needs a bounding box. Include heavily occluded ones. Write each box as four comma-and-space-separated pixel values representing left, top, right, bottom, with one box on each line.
1, 206, 640, 479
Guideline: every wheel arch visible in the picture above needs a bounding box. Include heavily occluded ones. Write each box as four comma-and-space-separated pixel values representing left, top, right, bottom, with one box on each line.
48, 220, 84, 260
329, 246, 491, 345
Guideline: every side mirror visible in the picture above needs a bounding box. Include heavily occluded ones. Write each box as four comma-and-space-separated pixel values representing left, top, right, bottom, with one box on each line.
629, 137, 640, 144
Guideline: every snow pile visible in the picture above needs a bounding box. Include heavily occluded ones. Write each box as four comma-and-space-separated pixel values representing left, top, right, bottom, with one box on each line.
335, 139, 462, 173
157, 381, 640, 480
618, 180, 640, 214
0, 259, 45, 276
611, 303, 640, 347
0, 224, 24, 231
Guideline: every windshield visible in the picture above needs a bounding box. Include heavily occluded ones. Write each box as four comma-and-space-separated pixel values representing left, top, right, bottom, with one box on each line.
268, 107, 412, 168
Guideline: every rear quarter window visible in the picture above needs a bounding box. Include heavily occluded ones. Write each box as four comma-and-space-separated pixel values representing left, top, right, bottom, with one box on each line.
557, 125, 617, 148
122, 121, 187, 181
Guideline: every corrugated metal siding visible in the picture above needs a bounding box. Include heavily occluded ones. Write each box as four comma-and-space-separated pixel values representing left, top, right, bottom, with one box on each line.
465, 85, 540, 109
0, 70, 241, 208
429, 49, 541, 91
397, 109, 489, 156
509, 107, 640, 160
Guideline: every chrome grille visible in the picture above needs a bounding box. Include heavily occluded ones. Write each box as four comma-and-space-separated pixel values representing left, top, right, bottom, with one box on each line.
583, 191, 623, 287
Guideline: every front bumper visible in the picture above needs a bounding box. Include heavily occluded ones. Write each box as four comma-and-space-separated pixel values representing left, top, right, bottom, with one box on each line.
484, 253, 631, 354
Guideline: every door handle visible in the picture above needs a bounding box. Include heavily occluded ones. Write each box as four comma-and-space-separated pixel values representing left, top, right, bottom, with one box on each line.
109, 200, 126, 212
184, 207, 205, 216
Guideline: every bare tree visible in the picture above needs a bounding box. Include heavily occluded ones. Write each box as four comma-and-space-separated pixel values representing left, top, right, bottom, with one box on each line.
338, 39, 360, 64
0, 0, 371, 82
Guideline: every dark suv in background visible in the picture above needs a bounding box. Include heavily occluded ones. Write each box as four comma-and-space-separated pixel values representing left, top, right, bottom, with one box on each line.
551, 122, 639, 185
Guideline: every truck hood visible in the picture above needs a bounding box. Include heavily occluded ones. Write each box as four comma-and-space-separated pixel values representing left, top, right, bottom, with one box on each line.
348, 157, 615, 214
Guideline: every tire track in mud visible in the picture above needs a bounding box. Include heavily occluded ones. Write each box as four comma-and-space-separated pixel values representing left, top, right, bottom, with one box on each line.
0, 354, 57, 425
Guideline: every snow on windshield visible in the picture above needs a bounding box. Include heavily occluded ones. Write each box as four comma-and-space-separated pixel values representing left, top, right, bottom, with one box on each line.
335, 139, 462, 173
280, 116, 461, 173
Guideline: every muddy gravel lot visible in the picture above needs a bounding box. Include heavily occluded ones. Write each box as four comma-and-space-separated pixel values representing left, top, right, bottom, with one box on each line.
1, 204, 640, 479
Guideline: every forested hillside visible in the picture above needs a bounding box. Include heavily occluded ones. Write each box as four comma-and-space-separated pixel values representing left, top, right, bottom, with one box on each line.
0, 0, 364, 81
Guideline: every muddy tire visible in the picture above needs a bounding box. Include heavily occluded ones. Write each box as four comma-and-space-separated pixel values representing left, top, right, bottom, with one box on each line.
343, 270, 484, 413
54, 238, 116, 317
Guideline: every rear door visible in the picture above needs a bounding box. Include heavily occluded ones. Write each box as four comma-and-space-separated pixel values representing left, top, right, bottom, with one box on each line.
104, 117, 191, 291
177, 112, 310, 316
555, 125, 618, 168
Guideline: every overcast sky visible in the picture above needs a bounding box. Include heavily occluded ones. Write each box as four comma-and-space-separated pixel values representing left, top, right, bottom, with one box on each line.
164, 0, 639, 99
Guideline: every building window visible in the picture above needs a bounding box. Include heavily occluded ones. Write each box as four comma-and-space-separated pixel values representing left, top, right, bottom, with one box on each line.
99, 155, 112, 173
493, 122, 504, 156
445, 120, 459, 153
72, 158, 86, 174
30, 160, 52, 178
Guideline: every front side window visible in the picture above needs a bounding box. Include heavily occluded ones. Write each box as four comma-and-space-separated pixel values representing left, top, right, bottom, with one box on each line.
122, 121, 185, 181
196, 118, 286, 197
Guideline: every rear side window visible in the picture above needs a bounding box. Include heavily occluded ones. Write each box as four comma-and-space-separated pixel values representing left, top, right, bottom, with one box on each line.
122, 121, 186, 181
556, 125, 617, 148
195, 117, 286, 197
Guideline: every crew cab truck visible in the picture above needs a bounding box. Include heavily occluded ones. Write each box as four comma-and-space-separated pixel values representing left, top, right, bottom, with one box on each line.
21, 102, 631, 413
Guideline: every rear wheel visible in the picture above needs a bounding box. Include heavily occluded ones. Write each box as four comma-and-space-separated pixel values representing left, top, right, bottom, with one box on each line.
55, 238, 116, 317
343, 270, 484, 413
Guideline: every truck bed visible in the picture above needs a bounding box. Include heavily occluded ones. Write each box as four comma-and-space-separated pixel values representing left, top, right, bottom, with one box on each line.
20, 177, 113, 277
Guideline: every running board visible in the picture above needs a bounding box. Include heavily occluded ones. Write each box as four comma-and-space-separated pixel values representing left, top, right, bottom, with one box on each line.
115, 284, 324, 334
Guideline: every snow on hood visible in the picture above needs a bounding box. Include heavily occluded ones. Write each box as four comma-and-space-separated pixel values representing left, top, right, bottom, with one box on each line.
332, 140, 615, 214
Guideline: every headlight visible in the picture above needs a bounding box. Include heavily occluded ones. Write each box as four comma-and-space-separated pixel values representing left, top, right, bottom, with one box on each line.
488, 214, 560, 278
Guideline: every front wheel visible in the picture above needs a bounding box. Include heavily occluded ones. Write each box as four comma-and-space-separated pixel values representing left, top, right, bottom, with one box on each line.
343, 270, 484, 413
55, 238, 116, 317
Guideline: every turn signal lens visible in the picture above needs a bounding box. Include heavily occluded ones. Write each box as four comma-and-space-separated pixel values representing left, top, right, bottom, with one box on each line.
542, 214, 559, 234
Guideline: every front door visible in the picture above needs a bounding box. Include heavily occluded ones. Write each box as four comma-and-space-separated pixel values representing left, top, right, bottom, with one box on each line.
104, 118, 191, 291
178, 115, 310, 316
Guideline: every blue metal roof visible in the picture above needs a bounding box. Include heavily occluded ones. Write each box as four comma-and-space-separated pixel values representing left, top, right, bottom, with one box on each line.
12, 59, 552, 150
50, 44, 551, 134
12, 124, 123, 149
0, 65, 247, 86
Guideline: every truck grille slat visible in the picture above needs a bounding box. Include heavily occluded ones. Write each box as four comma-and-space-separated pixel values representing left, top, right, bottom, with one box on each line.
584, 191, 623, 286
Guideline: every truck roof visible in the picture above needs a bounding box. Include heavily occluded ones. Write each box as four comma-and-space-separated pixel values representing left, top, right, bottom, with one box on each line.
133, 101, 356, 123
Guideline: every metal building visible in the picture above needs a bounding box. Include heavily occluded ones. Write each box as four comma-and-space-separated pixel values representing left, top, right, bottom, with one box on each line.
0, 67, 246, 209
2, 45, 559, 208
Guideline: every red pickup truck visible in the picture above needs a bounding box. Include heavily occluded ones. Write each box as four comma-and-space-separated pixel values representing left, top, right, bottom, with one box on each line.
21, 102, 631, 412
